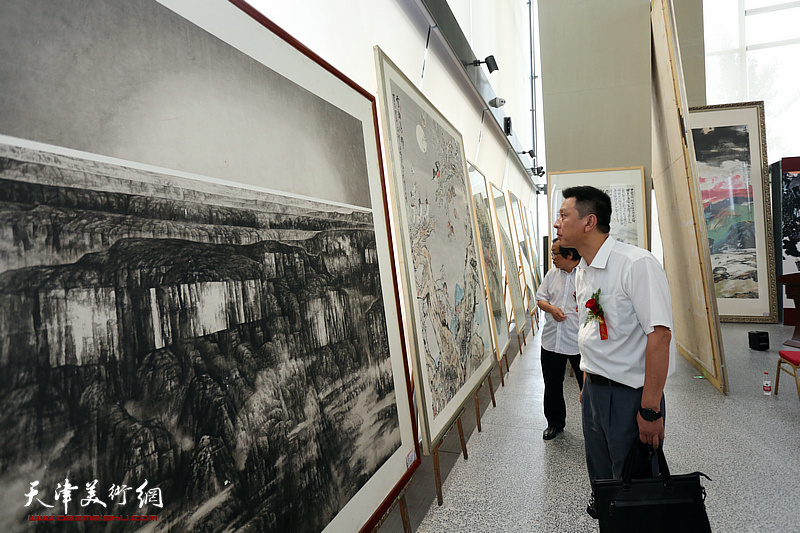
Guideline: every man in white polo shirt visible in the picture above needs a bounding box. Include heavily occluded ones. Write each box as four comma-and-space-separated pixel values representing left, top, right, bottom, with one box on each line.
535, 238, 583, 441
553, 185, 676, 517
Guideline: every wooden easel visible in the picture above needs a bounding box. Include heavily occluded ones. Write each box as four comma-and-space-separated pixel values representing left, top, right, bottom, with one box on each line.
369, 484, 414, 533
473, 369, 497, 432
432, 407, 468, 506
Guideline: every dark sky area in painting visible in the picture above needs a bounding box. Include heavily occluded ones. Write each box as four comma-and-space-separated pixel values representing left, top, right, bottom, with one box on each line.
692, 125, 750, 167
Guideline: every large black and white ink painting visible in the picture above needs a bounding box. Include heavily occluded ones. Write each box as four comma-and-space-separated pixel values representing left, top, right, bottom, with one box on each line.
0, 0, 415, 531
0, 140, 400, 532
783, 172, 800, 266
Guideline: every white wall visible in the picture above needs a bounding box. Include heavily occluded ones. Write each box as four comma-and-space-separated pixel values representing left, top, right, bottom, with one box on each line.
252, 0, 536, 201
538, 0, 651, 179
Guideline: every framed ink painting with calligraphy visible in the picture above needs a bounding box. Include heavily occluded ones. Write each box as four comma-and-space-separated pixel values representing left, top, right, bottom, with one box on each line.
548, 167, 648, 250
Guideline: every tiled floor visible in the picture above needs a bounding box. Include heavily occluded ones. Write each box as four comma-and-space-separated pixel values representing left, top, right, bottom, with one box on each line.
378, 320, 800, 532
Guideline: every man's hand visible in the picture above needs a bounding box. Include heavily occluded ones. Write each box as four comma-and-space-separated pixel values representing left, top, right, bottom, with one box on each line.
639, 325, 671, 449
636, 413, 664, 448
537, 300, 567, 321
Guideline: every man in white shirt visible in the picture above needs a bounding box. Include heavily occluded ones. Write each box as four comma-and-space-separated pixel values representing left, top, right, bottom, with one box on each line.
553, 185, 676, 517
536, 238, 583, 440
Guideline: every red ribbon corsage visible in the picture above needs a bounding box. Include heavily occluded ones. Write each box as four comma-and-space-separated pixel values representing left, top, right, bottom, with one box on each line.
585, 288, 608, 340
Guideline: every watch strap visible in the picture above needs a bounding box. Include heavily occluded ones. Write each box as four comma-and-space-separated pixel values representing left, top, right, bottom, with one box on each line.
639, 407, 662, 421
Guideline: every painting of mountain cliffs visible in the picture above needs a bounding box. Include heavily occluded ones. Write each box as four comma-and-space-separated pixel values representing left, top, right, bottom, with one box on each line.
0, 142, 401, 532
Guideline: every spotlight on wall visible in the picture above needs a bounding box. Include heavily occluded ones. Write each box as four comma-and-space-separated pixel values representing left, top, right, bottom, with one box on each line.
503, 117, 512, 136
518, 149, 535, 158
472, 55, 499, 73
488, 97, 506, 108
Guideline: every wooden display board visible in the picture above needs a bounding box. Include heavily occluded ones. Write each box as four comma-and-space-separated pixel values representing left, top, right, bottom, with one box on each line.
374, 47, 496, 454
651, 0, 728, 393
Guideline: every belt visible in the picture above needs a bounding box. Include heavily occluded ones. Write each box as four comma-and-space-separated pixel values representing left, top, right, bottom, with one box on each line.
586, 373, 640, 390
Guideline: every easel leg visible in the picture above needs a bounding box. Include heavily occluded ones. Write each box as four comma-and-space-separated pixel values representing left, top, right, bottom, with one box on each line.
432, 441, 443, 506
504, 352, 510, 374
487, 374, 496, 407
498, 358, 505, 387
456, 416, 468, 460
398, 494, 412, 533
473, 391, 482, 432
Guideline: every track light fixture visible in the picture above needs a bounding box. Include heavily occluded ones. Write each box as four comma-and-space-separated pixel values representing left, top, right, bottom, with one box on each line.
472, 55, 499, 73
533, 166, 545, 177
518, 149, 535, 158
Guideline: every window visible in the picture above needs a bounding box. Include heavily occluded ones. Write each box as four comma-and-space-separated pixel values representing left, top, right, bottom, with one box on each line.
704, 0, 800, 161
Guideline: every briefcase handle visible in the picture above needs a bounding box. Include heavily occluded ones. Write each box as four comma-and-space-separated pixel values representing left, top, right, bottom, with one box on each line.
621, 441, 672, 487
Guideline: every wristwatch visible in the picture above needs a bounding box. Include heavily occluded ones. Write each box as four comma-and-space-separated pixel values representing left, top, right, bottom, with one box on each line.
639, 407, 662, 421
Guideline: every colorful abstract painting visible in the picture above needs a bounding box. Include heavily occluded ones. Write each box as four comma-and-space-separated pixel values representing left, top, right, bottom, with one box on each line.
689, 100, 777, 322
692, 125, 757, 299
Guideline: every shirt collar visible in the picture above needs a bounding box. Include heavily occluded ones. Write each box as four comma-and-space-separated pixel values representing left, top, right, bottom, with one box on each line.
579, 236, 616, 270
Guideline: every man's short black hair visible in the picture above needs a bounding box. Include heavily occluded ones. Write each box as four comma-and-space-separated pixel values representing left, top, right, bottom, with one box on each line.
552, 237, 582, 261
561, 185, 611, 234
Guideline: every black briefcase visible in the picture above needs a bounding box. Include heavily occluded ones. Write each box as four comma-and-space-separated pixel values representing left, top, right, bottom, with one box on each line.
592, 441, 712, 533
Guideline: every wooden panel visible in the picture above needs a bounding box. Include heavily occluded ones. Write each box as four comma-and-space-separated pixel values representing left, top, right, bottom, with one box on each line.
651, 0, 728, 393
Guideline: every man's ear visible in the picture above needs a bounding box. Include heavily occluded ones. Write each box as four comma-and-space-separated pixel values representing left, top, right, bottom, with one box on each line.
584, 213, 597, 233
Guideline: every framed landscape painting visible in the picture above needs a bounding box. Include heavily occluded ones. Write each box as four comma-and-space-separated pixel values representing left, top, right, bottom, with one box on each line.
491, 183, 529, 334
508, 191, 536, 305
548, 167, 648, 250
468, 162, 511, 358
0, 1, 418, 531
375, 47, 495, 454
689, 101, 777, 322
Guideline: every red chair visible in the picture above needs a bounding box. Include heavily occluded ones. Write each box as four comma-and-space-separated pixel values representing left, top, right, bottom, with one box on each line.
776, 351, 800, 401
